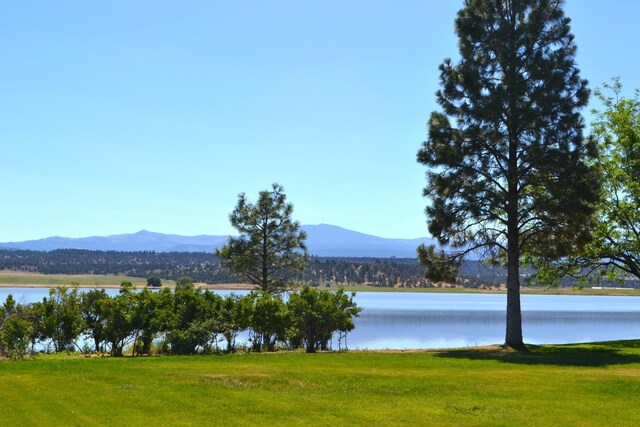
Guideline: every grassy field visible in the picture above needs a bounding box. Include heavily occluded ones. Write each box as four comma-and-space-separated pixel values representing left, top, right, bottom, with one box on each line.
2, 271, 640, 296
0, 272, 175, 288
1, 341, 640, 426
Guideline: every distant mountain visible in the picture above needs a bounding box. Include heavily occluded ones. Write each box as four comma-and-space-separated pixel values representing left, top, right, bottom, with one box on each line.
0, 230, 228, 253
303, 224, 435, 257
0, 224, 437, 258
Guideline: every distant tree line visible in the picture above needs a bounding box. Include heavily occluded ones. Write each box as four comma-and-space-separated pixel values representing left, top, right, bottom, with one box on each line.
0, 249, 437, 287
0, 280, 361, 359
0, 249, 234, 282
2, 249, 635, 289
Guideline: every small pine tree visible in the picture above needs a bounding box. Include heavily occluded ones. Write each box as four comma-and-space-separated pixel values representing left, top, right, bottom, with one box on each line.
216, 184, 309, 293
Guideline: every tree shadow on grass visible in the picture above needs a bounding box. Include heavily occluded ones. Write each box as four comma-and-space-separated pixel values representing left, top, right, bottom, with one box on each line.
434, 340, 640, 367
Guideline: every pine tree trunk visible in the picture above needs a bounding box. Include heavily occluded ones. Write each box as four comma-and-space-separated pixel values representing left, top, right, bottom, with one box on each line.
505, 196, 524, 349
505, 245, 524, 349
505, 117, 524, 349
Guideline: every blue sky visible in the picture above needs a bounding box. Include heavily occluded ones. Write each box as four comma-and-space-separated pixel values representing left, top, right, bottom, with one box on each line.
2, 1, 639, 241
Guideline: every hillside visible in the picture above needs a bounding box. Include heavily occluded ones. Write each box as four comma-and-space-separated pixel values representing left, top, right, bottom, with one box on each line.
0, 249, 511, 288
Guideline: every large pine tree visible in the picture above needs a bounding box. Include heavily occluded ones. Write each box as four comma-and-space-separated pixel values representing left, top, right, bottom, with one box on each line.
417, 0, 600, 348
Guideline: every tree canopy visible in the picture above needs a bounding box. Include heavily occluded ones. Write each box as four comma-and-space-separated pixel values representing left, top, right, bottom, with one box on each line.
216, 183, 309, 293
534, 79, 640, 286
147, 276, 162, 288
417, 0, 600, 348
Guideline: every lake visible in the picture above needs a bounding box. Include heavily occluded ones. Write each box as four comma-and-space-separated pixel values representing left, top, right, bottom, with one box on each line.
350, 292, 640, 349
2, 288, 639, 350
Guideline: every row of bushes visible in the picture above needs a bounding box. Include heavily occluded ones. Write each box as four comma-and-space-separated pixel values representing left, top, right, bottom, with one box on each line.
0, 280, 361, 359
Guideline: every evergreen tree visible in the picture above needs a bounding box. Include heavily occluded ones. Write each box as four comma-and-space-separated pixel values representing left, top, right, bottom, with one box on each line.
216, 184, 309, 293
417, 0, 599, 348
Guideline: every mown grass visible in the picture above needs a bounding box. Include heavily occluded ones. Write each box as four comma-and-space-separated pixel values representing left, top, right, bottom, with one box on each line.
1, 340, 640, 426
0, 272, 175, 288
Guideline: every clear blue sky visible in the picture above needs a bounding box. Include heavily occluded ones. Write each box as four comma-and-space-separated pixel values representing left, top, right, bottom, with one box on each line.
1, 1, 639, 241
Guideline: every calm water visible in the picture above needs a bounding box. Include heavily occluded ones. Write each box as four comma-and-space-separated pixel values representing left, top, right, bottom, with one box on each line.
350, 293, 640, 349
2, 288, 639, 350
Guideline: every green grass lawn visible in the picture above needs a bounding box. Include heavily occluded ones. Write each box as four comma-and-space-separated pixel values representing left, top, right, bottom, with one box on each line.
1, 341, 640, 426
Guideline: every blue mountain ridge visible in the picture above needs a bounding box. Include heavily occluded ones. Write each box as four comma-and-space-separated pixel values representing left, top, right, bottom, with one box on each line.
0, 224, 437, 258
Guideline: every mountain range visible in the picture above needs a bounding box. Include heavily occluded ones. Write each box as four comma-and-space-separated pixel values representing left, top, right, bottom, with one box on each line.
0, 224, 437, 258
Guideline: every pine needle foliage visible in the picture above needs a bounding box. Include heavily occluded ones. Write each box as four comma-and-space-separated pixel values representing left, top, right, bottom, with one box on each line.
417, 0, 600, 347
216, 184, 309, 293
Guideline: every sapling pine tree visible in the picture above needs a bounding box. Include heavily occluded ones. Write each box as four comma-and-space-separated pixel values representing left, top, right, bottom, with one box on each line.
216, 184, 309, 293
417, 0, 600, 348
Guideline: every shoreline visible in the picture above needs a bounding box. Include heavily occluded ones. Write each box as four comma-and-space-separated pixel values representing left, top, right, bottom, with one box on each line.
1, 282, 640, 296
1, 271, 639, 296
0, 282, 255, 290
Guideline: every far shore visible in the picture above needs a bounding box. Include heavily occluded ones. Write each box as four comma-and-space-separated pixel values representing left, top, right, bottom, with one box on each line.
2, 285, 640, 297
1, 270, 639, 295
0, 282, 256, 290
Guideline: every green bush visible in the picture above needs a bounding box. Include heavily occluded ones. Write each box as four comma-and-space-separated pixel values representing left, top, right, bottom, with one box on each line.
147, 276, 162, 288
0, 284, 361, 357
